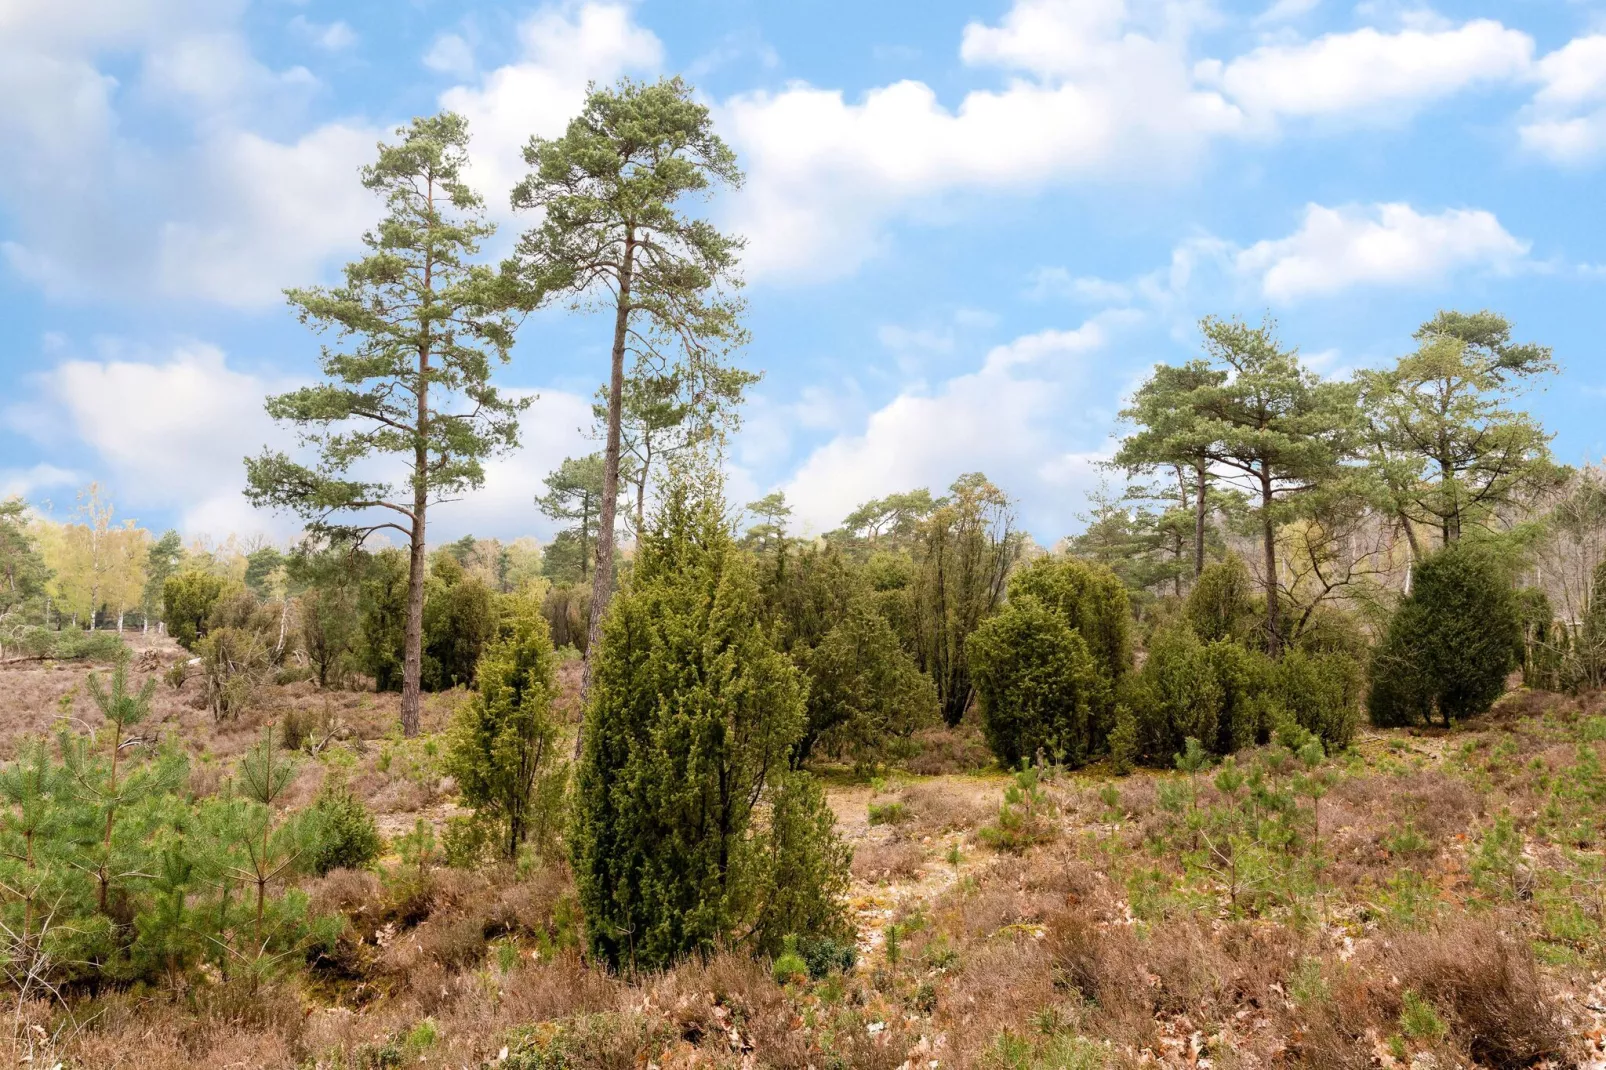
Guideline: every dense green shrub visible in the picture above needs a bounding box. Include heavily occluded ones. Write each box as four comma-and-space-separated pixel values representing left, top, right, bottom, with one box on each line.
362, 549, 500, 693
360, 548, 410, 691
796, 600, 937, 766
289, 546, 366, 688
1369, 544, 1520, 728
444, 601, 566, 861
759, 545, 937, 766
298, 585, 359, 688
541, 582, 590, 651
1292, 605, 1369, 658
571, 488, 850, 970
1006, 556, 1131, 687
744, 771, 853, 957
862, 549, 918, 650
423, 554, 497, 690
962, 556, 1130, 770
308, 778, 383, 875
6, 626, 126, 661
1204, 638, 1272, 754
1275, 647, 1363, 750
1185, 555, 1260, 645
968, 599, 1100, 767
163, 570, 226, 650
1127, 621, 1223, 765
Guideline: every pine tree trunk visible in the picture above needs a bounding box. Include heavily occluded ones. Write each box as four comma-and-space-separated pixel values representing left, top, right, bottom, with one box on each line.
401, 337, 431, 738
1261, 471, 1281, 658
402, 505, 427, 738
97, 713, 124, 916
1194, 462, 1208, 578
579, 233, 636, 757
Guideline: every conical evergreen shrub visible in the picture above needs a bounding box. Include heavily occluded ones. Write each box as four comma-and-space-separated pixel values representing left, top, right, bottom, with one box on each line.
571, 486, 851, 970
445, 599, 566, 862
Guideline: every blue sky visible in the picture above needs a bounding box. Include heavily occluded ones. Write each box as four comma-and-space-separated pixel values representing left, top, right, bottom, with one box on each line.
2, 0, 1603, 544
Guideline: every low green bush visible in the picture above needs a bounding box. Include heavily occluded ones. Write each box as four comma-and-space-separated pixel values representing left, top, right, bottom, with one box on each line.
6, 626, 126, 661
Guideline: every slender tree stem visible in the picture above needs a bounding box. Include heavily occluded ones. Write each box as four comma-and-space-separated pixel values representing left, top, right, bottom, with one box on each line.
1261, 471, 1281, 658
1194, 462, 1208, 579
578, 230, 636, 756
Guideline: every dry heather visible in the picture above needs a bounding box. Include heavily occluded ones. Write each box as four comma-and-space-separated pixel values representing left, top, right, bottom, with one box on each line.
0, 646, 1603, 1069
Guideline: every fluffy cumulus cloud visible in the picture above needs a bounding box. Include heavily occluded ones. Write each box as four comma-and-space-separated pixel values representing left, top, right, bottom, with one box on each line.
440, 3, 665, 212
289, 16, 358, 53
0, 0, 380, 307
3, 342, 596, 540
3, 343, 294, 534
717, 1, 1570, 282
0, 463, 82, 502
0, 0, 1594, 306
1049, 201, 1529, 311
1519, 35, 1606, 164
722, 0, 1242, 280
432, 388, 596, 542
0, 0, 669, 307
425, 33, 477, 78
154, 124, 380, 306
782, 320, 1112, 538
1235, 203, 1529, 301
1202, 19, 1533, 122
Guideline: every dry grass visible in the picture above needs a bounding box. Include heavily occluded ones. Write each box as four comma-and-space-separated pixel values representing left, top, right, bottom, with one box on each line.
0, 654, 1598, 1069
852, 840, 926, 883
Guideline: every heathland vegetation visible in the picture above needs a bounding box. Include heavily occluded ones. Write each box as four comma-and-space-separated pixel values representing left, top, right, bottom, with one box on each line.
0, 77, 1604, 1068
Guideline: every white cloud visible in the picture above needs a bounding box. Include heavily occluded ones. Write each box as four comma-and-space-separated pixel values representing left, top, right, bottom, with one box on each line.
1027, 266, 1134, 304
437, 390, 595, 540
1236, 203, 1529, 300
289, 16, 358, 53
718, 4, 1564, 282
4, 342, 599, 540
1253, 0, 1321, 25
877, 324, 955, 357
155, 123, 381, 307
782, 321, 1114, 538
440, 2, 664, 211
1519, 35, 1606, 163
0, 464, 82, 502
0, 0, 378, 305
0, 52, 118, 173
1205, 19, 1533, 121
4, 343, 293, 535
424, 33, 476, 77
723, 1, 1241, 281
1035, 202, 1529, 316
140, 31, 318, 121
958, 0, 1133, 77
980, 321, 1106, 372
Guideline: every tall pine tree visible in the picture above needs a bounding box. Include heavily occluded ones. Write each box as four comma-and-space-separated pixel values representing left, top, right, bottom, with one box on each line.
245, 113, 525, 736
511, 77, 749, 727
